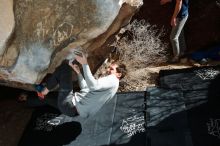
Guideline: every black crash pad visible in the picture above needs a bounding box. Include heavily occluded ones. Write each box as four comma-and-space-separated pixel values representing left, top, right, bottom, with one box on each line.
18, 92, 147, 146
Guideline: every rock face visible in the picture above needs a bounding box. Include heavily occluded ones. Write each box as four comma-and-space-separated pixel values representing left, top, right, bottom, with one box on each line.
0, 0, 143, 90
135, 0, 220, 53
0, 0, 15, 62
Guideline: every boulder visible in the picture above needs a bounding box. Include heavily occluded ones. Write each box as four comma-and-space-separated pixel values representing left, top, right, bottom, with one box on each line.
0, 0, 143, 90
0, 0, 15, 64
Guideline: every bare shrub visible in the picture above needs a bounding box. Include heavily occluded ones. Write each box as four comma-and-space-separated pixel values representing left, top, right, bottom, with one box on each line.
96, 19, 168, 91
113, 19, 168, 69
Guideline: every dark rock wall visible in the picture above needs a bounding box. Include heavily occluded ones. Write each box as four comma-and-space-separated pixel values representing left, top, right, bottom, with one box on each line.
134, 0, 220, 52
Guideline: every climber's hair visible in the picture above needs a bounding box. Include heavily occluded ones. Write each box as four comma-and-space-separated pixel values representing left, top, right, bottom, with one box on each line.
115, 63, 127, 80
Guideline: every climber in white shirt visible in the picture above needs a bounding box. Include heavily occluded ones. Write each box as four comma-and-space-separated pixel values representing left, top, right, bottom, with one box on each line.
36, 53, 127, 118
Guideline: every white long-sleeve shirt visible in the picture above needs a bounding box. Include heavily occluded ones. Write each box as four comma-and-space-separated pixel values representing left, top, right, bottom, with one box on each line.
72, 64, 119, 118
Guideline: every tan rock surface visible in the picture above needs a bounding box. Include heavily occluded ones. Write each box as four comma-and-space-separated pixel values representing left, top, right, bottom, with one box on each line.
0, 0, 143, 90
0, 0, 15, 59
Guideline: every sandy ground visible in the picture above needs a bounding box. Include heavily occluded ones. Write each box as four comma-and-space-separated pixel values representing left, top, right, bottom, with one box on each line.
0, 87, 33, 146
